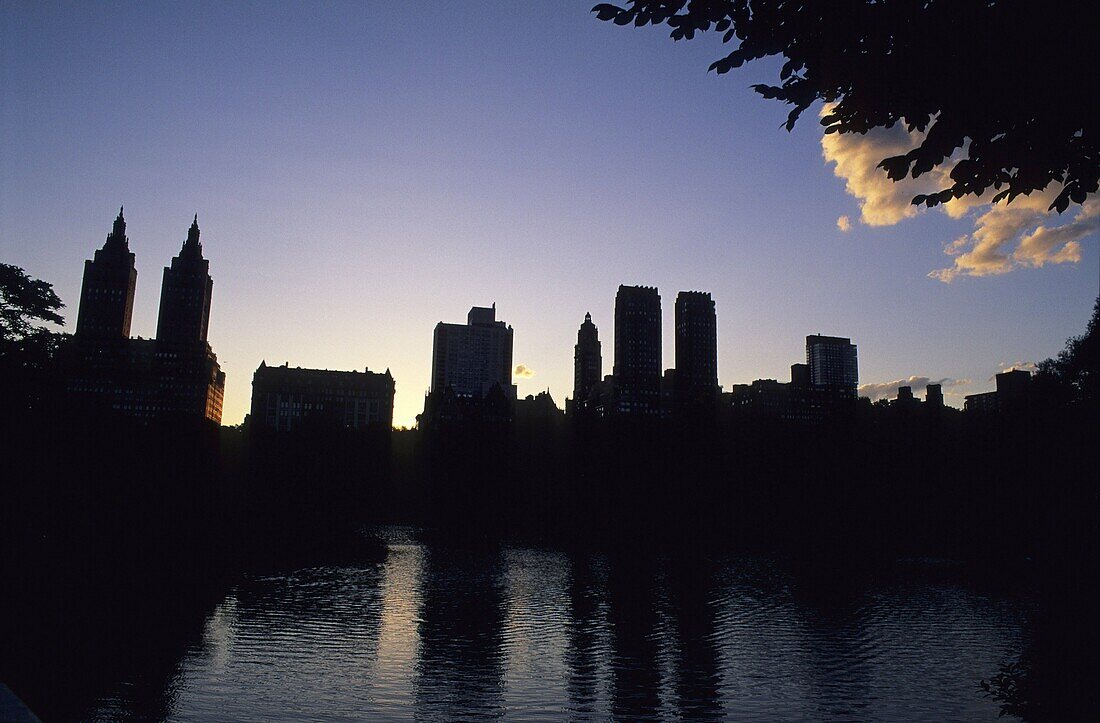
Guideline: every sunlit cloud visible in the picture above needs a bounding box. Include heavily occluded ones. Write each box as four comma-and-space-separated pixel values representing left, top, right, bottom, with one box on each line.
858, 375, 970, 402
993, 361, 1038, 380
513, 363, 536, 379
836, 215, 852, 232
821, 107, 1095, 281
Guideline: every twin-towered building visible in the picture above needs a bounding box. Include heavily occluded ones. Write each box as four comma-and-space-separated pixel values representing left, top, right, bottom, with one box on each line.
568, 285, 859, 423
570, 285, 720, 417
67, 209, 225, 423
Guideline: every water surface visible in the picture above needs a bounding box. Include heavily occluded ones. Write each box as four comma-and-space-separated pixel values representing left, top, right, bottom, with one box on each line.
88, 528, 1028, 720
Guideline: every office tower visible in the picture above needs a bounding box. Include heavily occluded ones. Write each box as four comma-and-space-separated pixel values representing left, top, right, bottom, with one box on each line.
75, 207, 137, 340
926, 383, 944, 407
573, 312, 602, 408
156, 215, 213, 344
251, 362, 395, 431
806, 334, 858, 396
674, 291, 718, 406
614, 285, 661, 415
431, 304, 516, 399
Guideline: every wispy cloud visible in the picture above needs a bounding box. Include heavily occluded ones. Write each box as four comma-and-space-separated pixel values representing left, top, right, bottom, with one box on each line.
821, 107, 1096, 281
836, 215, 852, 232
513, 363, 536, 379
858, 376, 970, 402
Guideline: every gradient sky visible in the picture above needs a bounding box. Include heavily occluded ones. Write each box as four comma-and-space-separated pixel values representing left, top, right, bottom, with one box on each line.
3, 1, 1097, 427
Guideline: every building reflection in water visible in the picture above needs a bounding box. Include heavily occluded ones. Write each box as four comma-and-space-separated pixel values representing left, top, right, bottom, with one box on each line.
667, 555, 724, 718
413, 546, 507, 719
565, 553, 610, 716
606, 553, 667, 719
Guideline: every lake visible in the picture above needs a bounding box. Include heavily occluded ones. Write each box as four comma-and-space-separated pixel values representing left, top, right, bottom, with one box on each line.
83, 527, 1028, 721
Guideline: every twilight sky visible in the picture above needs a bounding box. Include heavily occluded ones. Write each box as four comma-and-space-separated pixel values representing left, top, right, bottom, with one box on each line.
3, 1, 1097, 427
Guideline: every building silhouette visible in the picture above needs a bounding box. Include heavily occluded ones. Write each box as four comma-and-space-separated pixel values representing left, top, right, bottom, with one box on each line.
156, 215, 212, 344
422, 305, 515, 427
806, 334, 858, 397
613, 285, 661, 416
965, 369, 1032, 413
250, 362, 394, 431
925, 383, 944, 407
516, 390, 565, 422
75, 207, 137, 341
674, 291, 718, 409
431, 305, 515, 399
66, 210, 225, 424
570, 312, 602, 415
790, 363, 810, 387
722, 336, 859, 425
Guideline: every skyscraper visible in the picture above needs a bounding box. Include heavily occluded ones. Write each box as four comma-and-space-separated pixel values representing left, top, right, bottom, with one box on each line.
156, 215, 213, 344
806, 334, 858, 396
614, 285, 661, 415
431, 304, 515, 399
572, 311, 602, 410
75, 207, 137, 340
67, 210, 225, 424
674, 291, 718, 407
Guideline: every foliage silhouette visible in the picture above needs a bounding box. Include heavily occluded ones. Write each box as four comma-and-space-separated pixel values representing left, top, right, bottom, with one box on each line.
592, 0, 1098, 213
1034, 296, 1100, 409
0, 263, 68, 412
0, 262, 64, 340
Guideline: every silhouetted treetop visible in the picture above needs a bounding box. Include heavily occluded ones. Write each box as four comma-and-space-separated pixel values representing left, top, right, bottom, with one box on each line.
1, 262, 64, 341
1035, 296, 1100, 409
593, 1, 1098, 213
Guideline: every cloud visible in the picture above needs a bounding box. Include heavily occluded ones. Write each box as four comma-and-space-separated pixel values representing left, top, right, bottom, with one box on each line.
836, 215, 852, 232
821, 120, 932, 227
858, 376, 970, 402
929, 195, 1095, 282
513, 363, 536, 379
992, 361, 1038, 380
821, 107, 1097, 281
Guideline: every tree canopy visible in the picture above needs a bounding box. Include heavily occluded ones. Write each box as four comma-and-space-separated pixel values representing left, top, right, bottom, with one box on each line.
593, 0, 1098, 213
1034, 296, 1100, 409
0, 262, 64, 342
1, 263, 67, 414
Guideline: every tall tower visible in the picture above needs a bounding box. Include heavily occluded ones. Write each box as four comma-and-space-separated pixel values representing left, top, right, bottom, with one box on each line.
156, 215, 213, 345
75, 207, 137, 340
431, 304, 516, 398
573, 312, 602, 406
674, 291, 718, 406
806, 334, 858, 396
614, 285, 661, 415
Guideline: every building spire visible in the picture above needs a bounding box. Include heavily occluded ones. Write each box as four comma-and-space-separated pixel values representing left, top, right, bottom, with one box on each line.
105, 205, 128, 250
181, 213, 203, 258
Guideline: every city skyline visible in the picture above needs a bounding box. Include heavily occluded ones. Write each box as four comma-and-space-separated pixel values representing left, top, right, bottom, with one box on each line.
3, 2, 1097, 428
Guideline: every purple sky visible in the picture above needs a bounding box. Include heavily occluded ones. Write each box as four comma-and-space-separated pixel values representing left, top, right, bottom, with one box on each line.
3, 1, 1096, 427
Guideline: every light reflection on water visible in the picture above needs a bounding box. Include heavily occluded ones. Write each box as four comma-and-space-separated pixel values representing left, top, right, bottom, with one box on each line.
92, 528, 1028, 721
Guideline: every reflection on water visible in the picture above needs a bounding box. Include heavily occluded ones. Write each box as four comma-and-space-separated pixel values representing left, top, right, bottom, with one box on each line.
87, 529, 1029, 721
